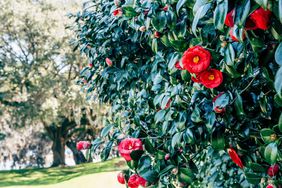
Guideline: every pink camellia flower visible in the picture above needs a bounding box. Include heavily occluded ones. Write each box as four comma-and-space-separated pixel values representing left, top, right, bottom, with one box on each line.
117, 172, 125, 184
213, 92, 226, 114
128, 174, 147, 188
105, 58, 113, 67
118, 138, 143, 161
268, 164, 279, 177
227, 148, 244, 168
76, 141, 91, 151
113, 8, 122, 16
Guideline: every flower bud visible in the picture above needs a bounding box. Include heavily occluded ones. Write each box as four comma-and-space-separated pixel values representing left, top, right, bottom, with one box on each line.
117, 172, 125, 184
154, 31, 161, 38
163, 5, 169, 11
171, 168, 178, 175
139, 26, 146, 32
268, 164, 279, 177
165, 154, 170, 160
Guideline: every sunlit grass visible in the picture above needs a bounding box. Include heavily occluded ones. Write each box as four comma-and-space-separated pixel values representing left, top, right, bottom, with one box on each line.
0, 158, 126, 187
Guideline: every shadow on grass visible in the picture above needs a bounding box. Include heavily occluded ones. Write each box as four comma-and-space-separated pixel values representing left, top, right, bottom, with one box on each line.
0, 158, 126, 187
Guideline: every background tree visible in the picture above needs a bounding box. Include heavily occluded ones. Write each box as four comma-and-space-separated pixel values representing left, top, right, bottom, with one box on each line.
0, 0, 107, 168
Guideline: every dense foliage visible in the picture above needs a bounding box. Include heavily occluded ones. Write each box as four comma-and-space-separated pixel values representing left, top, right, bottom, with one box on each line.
72, 0, 282, 187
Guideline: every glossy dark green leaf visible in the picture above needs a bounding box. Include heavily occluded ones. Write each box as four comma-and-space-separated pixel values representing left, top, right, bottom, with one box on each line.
100, 124, 113, 137
176, 0, 187, 14
260, 128, 276, 144
245, 172, 262, 184
192, 2, 211, 35
264, 142, 278, 164
152, 12, 167, 32
275, 67, 282, 96
278, 113, 282, 133
130, 150, 144, 161
234, 91, 245, 117
171, 132, 183, 148
213, 0, 228, 31
275, 42, 282, 65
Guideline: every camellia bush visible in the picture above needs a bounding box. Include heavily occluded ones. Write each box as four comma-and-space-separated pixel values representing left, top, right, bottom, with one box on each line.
71, 0, 282, 187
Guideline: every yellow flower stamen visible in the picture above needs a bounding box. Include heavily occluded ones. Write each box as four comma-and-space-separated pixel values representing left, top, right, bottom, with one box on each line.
193, 56, 200, 64
208, 74, 215, 80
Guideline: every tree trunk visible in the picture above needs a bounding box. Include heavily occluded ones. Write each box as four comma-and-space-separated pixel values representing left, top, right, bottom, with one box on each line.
51, 136, 65, 167
66, 141, 87, 164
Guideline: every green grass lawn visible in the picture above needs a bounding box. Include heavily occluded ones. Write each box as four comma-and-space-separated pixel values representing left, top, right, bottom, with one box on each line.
0, 158, 126, 187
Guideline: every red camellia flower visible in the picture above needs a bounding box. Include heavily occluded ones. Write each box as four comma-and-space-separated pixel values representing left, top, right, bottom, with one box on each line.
198, 69, 223, 88
246, 7, 271, 30
117, 172, 125, 184
175, 61, 184, 70
268, 164, 279, 177
213, 92, 225, 113
128, 174, 147, 188
227, 148, 244, 168
182, 46, 211, 74
266, 184, 275, 188
225, 10, 234, 27
191, 74, 201, 83
113, 8, 122, 16
118, 138, 143, 161
105, 58, 113, 67
76, 141, 91, 151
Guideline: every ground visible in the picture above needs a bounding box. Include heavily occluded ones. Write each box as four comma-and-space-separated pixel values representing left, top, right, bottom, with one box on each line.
0, 158, 126, 188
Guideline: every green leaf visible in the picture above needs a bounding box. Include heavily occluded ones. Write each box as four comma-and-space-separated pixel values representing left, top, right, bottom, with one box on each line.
278, 113, 282, 133
275, 42, 282, 65
264, 142, 278, 164
122, 6, 138, 18
171, 132, 182, 148
254, 0, 268, 9
234, 91, 245, 117
183, 128, 195, 144
130, 150, 144, 161
152, 12, 167, 32
213, 0, 228, 31
245, 172, 262, 184
176, 0, 187, 15
192, 3, 211, 36
211, 128, 225, 150
260, 128, 276, 144
275, 67, 282, 96
155, 110, 166, 123
279, 0, 282, 24
191, 106, 202, 123
152, 38, 158, 53
139, 169, 158, 183
178, 168, 194, 184
235, 0, 250, 26
249, 163, 266, 173
101, 141, 113, 161
100, 124, 113, 137
144, 138, 155, 154
159, 165, 175, 176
